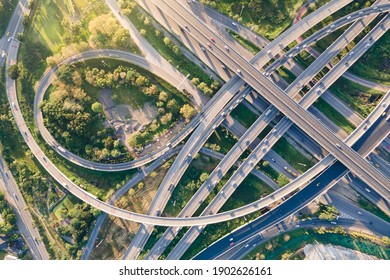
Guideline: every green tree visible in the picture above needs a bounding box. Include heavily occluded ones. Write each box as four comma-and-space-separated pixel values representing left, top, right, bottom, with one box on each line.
277, 174, 289, 187
91, 102, 103, 113
180, 104, 195, 122
7, 64, 20, 80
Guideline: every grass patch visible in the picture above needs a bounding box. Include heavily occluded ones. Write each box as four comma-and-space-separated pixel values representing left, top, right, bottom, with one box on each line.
245, 227, 390, 260
273, 137, 314, 173
358, 198, 390, 224
202, 0, 305, 40
227, 29, 260, 54
52, 195, 79, 220
330, 77, 383, 118
314, 98, 356, 134
230, 103, 258, 128
0, 250, 7, 260
0, 0, 18, 37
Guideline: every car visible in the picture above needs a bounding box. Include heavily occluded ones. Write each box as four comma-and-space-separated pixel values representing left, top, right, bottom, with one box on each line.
382, 102, 386, 107
237, 69, 242, 74
349, 51, 354, 56
155, 210, 161, 216
336, 143, 341, 149
229, 238, 234, 242
221, 64, 226, 69
271, 158, 275, 162
232, 22, 237, 26
187, 153, 192, 159
358, 11, 364, 15
331, 221, 337, 225
224, 45, 229, 51
358, 211, 362, 215
63, 182, 68, 188
302, 44, 307, 49
365, 188, 371, 193
207, 43, 212, 48
221, 111, 226, 117
316, 182, 321, 186
212, 125, 217, 130
184, 25, 188, 29
229, 242, 235, 246
295, 224, 300, 228
347, 15, 352, 20
13, 193, 17, 200
210, 37, 216, 43
201, 46, 206, 51
245, 244, 249, 248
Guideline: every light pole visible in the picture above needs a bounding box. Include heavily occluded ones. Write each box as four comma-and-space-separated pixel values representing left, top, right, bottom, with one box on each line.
240, 5, 245, 16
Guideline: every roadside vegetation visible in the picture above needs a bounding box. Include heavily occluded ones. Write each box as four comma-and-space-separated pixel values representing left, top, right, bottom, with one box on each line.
0, 0, 18, 37
245, 227, 390, 260
199, 0, 305, 39
120, 0, 221, 97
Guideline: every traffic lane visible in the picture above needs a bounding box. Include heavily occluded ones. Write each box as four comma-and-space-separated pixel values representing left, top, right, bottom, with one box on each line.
160, 0, 390, 190
225, 218, 389, 260
194, 160, 349, 260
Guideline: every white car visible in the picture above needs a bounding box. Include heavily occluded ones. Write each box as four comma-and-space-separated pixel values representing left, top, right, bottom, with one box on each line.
232, 22, 237, 26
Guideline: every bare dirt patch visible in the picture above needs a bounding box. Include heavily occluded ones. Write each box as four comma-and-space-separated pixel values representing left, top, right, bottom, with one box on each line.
304, 243, 377, 260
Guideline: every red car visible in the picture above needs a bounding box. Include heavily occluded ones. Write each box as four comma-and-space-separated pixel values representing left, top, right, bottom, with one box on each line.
210, 37, 216, 43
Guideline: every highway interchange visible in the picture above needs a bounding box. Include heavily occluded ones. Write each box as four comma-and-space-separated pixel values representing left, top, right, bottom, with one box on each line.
0, 0, 389, 260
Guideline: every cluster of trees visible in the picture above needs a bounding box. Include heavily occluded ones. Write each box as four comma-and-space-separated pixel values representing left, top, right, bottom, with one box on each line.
120, 0, 221, 97
56, 203, 99, 259
201, 0, 292, 25
191, 78, 220, 97
317, 203, 339, 221
83, 64, 195, 148
0, 192, 17, 235
41, 65, 128, 162
88, 14, 133, 49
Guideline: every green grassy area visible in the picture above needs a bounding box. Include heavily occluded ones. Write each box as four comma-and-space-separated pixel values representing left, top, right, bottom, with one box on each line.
202, 0, 305, 40
330, 77, 383, 118
350, 32, 390, 85
245, 227, 390, 260
230, 103, 258, 128
273, 137, 314, 173
206, 127, 238, 154
0, 0, 18, 37
0, 250, 7, 260
227, 29, 260, 54
276, 66, 296, 84
314, 98, 356, 134
358, 198, 390, 224
52, 195, 79, 221
223, 173, 273, 210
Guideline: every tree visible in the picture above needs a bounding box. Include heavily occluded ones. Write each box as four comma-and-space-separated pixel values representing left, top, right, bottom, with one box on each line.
56, 65, 74, 85
277, 174, 289, 187
180, 104, 195, 122
91, 102, 103, 113
159, 91, 169, 102
199, 173, 209, 183
167, 99, 180, 115
7, 64, 20, 80
138, 182, 144, 190
128, 189, 136, 196
22, 15, 30, 27
160, 112, 172, 125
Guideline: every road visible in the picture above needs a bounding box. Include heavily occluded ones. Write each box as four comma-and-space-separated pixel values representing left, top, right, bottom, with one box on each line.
161, 19, 390, 259
193, 106, 390, 260
0, 158, 49, 260
123, 0, 383, 259
156, 0, 390, 192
